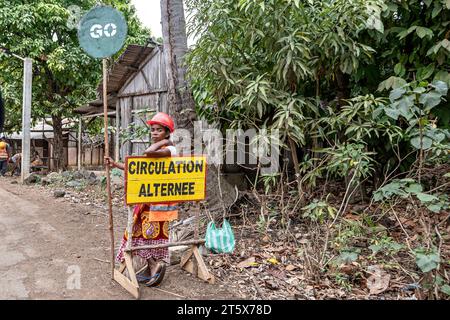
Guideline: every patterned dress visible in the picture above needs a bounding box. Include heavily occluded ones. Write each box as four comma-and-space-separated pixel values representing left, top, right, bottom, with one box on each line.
115, 203, 178, 263
116, 146, 178, 264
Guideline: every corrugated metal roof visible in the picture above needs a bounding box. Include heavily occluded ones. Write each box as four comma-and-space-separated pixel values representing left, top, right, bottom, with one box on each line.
5, 119, 72, 140
74, 95, 117, 116
98, 44, 157, 96
75, 43, 157, 116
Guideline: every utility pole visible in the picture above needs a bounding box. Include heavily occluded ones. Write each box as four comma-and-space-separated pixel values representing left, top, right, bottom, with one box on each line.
21, 58, 32, 183
0, 47, 32, 183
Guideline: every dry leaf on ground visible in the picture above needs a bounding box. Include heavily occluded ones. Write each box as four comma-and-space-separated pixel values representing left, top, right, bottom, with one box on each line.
366, 265, 391, 295
285, 264, 297, 271
237, 256, 258, 268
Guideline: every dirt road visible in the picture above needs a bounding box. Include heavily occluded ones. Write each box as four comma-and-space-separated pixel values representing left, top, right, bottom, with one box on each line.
0, 177, 235, 300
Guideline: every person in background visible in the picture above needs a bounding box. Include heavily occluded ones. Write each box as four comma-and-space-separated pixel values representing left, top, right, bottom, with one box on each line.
31, 151, 43, 168
9, 152, 21, 176
0, 136, 10, 176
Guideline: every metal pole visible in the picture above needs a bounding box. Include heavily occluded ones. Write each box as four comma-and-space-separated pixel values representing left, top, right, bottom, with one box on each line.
21, 58, 32, 183
103, 59, 115, 278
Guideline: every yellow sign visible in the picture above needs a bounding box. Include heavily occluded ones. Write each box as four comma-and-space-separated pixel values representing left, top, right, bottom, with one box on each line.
125, 156, 207, 205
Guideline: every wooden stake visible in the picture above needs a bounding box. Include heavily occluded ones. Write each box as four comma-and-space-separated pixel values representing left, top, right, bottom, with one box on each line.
114, 269, 139, 299
114, 203, 215, 299
194, 203, 200, 240
180, 245, 215, 284
179, 204, 215, 284
124, 252, 139, 287
126, 206, 134, 250
78, 116, 82, 171
103, 58, 115, 279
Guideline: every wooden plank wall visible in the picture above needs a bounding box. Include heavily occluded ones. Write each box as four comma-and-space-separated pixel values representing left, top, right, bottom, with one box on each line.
119, 46, 169, 160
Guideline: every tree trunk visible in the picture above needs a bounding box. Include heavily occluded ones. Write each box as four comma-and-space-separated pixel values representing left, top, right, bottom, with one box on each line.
52, 114, 65, 171
289, 137, 303, 200
160, 0, 196, 137
335, 70, 350, 109
160, 0, 237, 215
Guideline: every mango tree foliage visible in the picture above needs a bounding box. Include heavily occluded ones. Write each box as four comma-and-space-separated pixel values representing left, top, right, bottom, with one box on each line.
185, 0, 449, 193
185, 0, 384, 140
374, 0, 450, 128
0, 0, 149, 169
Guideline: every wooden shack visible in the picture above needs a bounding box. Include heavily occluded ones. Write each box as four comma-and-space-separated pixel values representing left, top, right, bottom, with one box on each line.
75, 43, 168, 164
6, 119, 73, 171
105, 43, 168, 160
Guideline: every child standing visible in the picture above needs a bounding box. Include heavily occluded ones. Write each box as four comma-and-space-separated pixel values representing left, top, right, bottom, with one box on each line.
105, 112, 177, 286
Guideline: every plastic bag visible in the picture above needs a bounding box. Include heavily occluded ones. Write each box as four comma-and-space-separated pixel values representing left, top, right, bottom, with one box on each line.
205, 219, 235, 254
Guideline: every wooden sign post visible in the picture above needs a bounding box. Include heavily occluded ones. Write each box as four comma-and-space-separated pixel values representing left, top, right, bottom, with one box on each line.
78, 5, 128, 280
114, 156, 214, 299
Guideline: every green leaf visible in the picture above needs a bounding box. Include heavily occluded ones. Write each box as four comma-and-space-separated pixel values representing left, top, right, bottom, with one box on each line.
378, 77, 407, 91
396, 95, 415, 120
389, 87, 406, 102
405, 183, 423, 194
389, 242, 404, 251
413, 87, 427, 94
431, 80, 448, 96
432, 5, 442, 18
415, 26, 433, 39
374, 19, 384, 33
433, 132, 446, 143
338, 250, 359, 264
369, 244, 382, 255
427, 203, 443, 213
443, 39, 450, 52
441, 284, 450, 296
373, 191, 384, 202
398, 26, 417, 40
414, 248, 440, 273
419, 91, 443, 109
387, 3, 398, 11
415, 192, 438, 203
410, 136, 433, 150
416, 64, 435, 81
394, 63, 406, 77
433, 71, 450, 87
384, 107, 400, 120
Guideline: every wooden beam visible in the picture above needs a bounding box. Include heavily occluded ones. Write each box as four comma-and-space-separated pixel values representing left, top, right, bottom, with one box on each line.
180, 248, 193, 268
140, 70, 152, 91
125, 65, 139, 71
81, 111, 116, 119
117, 88, 167, 99
113, 269, 140, 299
126, 239, 205, 251
182, 259, 195, 274
124, 252, 139, 287
115, 100, 120, 161
193, 246, 214, 284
